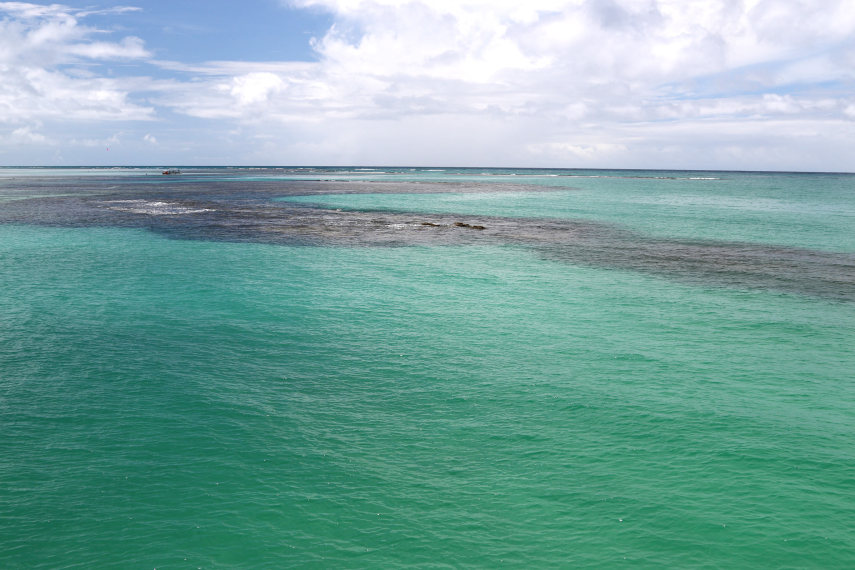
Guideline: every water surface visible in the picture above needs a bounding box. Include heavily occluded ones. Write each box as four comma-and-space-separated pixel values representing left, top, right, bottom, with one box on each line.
1, 167, 854, 567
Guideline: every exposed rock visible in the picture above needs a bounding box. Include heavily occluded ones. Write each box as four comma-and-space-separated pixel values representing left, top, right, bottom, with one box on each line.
453, 222, 486, 230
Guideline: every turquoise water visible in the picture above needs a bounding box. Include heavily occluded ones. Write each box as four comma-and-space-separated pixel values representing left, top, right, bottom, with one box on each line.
278, 172, 855, 252
1, 169, 854, 567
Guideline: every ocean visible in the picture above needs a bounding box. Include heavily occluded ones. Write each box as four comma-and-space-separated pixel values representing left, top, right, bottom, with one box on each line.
1, 167, 853, 567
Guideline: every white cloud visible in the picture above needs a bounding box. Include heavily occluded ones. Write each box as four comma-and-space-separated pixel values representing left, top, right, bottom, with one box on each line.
228, 72, 286, 105
0, 2, 153, 127
0, 67, 154, 122
71, 135, 116, 148
66, 36, 149, 60
0, 2, 71, 19
11, 125, 49, 144
527, 142, 629, 160
240, 1, 855, 126
143, 133, 157, 144
147, 0, 845, 167
3, 0, 855, 168
77, 6, 143, 18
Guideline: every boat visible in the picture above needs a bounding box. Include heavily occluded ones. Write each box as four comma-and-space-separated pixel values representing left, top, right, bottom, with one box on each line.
162, 169, 182, 175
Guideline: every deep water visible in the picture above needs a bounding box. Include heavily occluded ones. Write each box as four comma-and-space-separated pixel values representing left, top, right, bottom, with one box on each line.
1, 167, 854, 567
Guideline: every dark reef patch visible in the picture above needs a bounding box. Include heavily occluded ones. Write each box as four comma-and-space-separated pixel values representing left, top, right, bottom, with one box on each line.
2, 175, 853, 301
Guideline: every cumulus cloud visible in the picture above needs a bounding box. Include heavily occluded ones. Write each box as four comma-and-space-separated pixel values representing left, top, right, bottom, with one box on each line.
279, 0, 855, 114
229, 72, 286, 106
157, 0, 854, 167
0, 2, 153, 126
163, 0, 855, 166
3, 0, 855, 168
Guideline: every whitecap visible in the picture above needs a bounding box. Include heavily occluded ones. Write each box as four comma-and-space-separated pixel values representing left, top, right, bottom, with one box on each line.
104, 200, 213, 215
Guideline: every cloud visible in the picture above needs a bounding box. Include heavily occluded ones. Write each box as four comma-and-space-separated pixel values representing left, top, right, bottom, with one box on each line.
527, 142, 629, 161
149, 0, 852, 167
71, 134, 119, 148
3, 0, 855, 168
77, 6, 143, 18
219, 1, 855, 125
0, 2, 70, 19
11, 125, 49, 144
66, 36, 149, 60
0, 2, 153, 126
229, 72, 286, 105
143, 133, 157, 144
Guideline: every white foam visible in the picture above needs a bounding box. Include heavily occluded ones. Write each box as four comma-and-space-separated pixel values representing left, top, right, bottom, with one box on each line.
105, 200, 213, 215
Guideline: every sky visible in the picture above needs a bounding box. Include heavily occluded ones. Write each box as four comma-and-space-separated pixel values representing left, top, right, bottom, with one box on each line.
1, 0, 854, 170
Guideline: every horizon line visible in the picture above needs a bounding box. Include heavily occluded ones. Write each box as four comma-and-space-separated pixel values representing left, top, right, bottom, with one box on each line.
1, 165, 853, 175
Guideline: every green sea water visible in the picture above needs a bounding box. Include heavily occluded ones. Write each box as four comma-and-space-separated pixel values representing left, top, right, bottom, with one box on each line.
278, 171, 855, 252
1, 169, 854, 567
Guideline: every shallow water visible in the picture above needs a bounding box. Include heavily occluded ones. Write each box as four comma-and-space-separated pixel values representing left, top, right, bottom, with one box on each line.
1, 168, 854, 567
